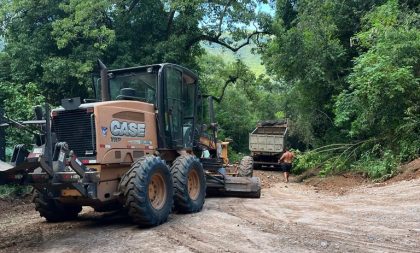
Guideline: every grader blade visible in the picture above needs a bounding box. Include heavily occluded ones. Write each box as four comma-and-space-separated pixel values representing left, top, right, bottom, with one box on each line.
0, 159, 40, 184
223, 176, 261, 198
0, 160, 13, 172
0, 160, 18, 184
206, 175, 261, 198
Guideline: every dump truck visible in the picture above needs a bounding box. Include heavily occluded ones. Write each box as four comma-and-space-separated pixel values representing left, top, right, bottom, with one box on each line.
249, 120, 288, 170
0, 61, 260, 227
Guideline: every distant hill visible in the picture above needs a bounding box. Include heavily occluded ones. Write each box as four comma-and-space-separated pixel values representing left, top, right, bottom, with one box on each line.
203, 42, 266, 76
0, 37, 264, 73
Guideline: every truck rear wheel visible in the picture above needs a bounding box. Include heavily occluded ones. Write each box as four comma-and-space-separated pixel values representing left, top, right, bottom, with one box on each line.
171, 155, 206, 213
119, 156, 173, 227
32, 190, 82, 222
238, 156, 254, 177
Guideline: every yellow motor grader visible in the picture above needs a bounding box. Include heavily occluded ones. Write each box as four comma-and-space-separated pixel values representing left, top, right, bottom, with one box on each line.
0, 61, 260, 227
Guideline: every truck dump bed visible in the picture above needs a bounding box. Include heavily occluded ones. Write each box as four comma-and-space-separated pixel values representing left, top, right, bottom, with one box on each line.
249, 120, 288, 169
249, 134, 284, 153
249, 120, 288, 154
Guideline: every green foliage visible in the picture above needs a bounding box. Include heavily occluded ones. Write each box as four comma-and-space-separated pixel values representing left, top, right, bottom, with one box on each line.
352, 149, 399, 179
262, 0, 419, 178
198, 53, 284, 153
0, 82, 45, 149
204, 42, 266, 75
0, 0, 274, 157
292, 150, 324, 174
216, 87, 257, 153
292, 143, 352, 176
197, 54, 230, 95
52, 0, 116, 51
0, 0, 418, 180
0, 185, 31, 198
0, 0, 271, 104
292, 141, 400, 179
263, 0, 350, 147
227, 146, 243, 164
334, 0, 420, 161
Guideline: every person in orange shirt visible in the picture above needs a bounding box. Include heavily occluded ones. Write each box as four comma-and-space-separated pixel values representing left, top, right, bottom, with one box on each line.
278, 148, 295, 183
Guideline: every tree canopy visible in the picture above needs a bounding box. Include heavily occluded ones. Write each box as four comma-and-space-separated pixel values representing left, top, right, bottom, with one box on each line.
0, 0, 419, 176
0, 0, 271, 102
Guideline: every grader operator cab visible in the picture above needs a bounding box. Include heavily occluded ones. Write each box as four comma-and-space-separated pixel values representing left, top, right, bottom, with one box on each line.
0, 61, 260, 227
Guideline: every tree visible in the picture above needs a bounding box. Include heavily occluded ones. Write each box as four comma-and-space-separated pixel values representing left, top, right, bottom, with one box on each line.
334, 0, 420, 160
261, 0, 395, 148
0, 0, 272, 104
262, 0, 349, 146
198, 53, 285, 153
216, 87, 256, 153
0, 82, 45, 152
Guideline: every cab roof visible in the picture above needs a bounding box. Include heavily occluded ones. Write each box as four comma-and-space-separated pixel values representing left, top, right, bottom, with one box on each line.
109, 63, 198, 82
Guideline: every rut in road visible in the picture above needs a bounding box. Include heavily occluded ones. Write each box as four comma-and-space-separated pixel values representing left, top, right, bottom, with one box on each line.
0, 175, 419, 253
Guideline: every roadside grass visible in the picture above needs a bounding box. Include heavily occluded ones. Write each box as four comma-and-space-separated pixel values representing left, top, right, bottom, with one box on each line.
0, 185, 32, 199
292, 142, 405, 181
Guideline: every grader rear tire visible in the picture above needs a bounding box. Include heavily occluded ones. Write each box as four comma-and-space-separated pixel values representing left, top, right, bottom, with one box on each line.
32, 190, 82, 222
119, 156, 173, 227
238, 156, 254, 177
171, 155, 206, 213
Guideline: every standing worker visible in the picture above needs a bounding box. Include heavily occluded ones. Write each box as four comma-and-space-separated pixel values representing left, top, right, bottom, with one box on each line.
278, 148, 294, 183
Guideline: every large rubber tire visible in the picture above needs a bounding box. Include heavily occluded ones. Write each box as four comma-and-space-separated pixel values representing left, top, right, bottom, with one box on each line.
171, 155, 206, 213
119, 156, 173, 227
32, 190, 82, 222
238, 156, 254, 177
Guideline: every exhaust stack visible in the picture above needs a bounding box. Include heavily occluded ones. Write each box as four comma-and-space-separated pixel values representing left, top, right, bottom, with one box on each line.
98, 59, 110, 101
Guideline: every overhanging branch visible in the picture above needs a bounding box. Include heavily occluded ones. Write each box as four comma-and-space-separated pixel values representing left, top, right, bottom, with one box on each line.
188, 30, 269, 52
213, 75, 238, 103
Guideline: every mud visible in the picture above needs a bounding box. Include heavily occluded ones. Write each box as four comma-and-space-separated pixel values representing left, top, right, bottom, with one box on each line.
0, 170, 419, 253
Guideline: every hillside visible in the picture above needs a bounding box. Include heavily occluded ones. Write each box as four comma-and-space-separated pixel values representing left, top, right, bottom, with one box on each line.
204, 42, 266, 76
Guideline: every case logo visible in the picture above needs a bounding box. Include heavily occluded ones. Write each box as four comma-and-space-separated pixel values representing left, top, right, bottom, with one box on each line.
110, 120, 145, 137
101, 127, 108, 136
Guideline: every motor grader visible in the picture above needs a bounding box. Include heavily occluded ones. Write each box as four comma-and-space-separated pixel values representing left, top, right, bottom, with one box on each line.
0, 61, 260, 227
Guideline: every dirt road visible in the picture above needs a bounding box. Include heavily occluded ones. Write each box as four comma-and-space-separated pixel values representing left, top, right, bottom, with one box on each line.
0, 171, 419, 253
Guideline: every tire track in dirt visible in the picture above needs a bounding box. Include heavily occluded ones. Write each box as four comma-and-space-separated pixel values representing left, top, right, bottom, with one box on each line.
212, 181, 420, 253
0, 177, 419, 253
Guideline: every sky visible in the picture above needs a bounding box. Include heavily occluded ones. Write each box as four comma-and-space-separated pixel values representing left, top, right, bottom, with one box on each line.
257, 2, 276, 15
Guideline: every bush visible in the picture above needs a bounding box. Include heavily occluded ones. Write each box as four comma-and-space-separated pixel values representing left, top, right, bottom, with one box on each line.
0, 185, 32, 198
291, 142, 403, 180
352, 149, 399, 179
228, 147, 243, 164
292, 150, 328, 175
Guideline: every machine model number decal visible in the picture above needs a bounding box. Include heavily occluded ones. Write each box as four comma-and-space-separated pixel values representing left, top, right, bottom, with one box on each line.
127, 140, 152, 145
110, 120, 145, 137
111, 137, 122, 142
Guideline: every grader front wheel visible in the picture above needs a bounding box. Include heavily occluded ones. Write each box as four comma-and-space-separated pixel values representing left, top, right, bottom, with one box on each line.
171, 155, 206, 213
187, 169, 201, 200
238, 156, 254, 177
148, 173, 167, 210
119, 156, 173, 227
33, 190, 82, 222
